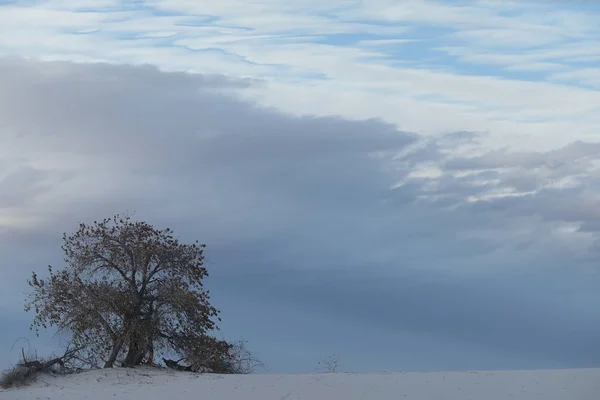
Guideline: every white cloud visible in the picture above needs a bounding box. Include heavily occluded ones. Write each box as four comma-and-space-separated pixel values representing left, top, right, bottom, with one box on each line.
446, 28, 565, 48
0, 0, 597, 155
548, 68, 600, 88
356, 38, 419, 47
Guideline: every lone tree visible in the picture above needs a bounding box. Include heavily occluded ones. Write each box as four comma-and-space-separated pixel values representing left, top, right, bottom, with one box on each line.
25, 215, 233, 370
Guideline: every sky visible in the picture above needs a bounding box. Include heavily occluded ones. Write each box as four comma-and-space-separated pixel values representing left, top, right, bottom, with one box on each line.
0, 0, 600, 373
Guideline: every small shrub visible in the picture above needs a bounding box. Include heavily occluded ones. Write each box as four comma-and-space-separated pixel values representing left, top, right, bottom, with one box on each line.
1, 346, 83, 389
226, 340, 265, 374
0, 359, 61, 389
318, 354, 340, 373
163, 339, 263, 374
0, 364, 38, 389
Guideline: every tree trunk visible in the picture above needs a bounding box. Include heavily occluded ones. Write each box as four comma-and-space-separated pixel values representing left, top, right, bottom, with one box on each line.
123, 331, 148, 367
123, 339, 140, 367
104, 339, 124, 368
145, 340, 154, 365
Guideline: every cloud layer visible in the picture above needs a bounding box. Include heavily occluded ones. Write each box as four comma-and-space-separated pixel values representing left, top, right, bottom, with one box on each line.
1, 57, 599, 372
1, 0, 599, 152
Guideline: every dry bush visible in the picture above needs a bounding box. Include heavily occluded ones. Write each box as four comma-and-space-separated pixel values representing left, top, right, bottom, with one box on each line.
163, 338, 263, 374
226, 340, 265, 374
1, 364, 38, 389
1, 346, 83, 389
318, 354, 340, 373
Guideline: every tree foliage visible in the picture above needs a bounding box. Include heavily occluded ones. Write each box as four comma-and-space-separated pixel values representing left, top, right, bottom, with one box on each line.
25, 215, 230, 370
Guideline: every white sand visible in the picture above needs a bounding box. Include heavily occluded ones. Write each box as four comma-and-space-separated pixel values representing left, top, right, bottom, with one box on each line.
1, 366, 598, 399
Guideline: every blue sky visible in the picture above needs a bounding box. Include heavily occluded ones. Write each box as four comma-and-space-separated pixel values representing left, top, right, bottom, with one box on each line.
0, 0, 600, 373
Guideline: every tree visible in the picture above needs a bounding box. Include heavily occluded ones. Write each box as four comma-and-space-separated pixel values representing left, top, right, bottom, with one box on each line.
25, 215, 227, 369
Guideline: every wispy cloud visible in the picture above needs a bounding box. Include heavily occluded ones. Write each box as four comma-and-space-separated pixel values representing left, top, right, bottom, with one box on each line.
548, 67, 600, 88
0, 0, 598, 153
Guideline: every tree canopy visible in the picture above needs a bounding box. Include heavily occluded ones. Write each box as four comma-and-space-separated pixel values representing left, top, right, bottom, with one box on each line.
25, 215, 234, 371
